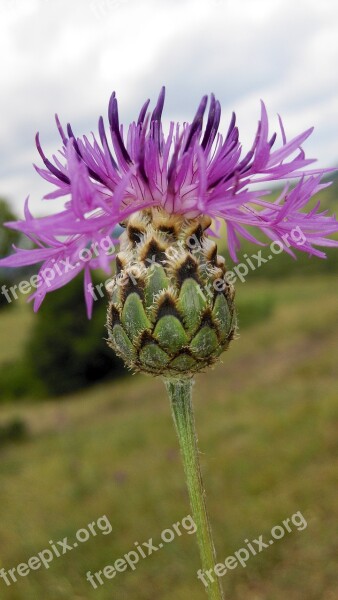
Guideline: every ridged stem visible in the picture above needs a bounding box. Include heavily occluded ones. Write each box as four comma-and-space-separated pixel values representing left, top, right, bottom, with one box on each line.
164, 377, 225, 600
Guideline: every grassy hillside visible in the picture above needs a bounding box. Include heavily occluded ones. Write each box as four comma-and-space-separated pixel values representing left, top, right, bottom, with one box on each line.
0, 272, 337, 599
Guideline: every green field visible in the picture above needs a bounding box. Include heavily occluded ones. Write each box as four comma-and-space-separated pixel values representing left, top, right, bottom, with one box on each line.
0, 270, 337, 600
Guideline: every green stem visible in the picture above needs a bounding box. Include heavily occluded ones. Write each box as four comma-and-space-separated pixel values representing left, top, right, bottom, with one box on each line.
164, 377, 225, 600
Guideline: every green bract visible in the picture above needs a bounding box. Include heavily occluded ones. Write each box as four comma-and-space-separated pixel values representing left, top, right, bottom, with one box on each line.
106, 208, 236, 377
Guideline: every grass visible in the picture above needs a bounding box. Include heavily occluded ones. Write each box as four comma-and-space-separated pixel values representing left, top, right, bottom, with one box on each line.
0, 302, 34, 364
0, 272, 337, 599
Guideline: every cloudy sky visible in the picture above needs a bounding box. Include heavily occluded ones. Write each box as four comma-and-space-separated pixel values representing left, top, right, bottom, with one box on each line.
0, 0, 337, 217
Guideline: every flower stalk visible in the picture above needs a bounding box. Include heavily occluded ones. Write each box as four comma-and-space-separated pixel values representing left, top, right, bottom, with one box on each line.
164, 377, 224, 600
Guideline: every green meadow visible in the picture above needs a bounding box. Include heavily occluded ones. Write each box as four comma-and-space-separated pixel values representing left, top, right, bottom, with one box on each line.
0, 268, 337, 599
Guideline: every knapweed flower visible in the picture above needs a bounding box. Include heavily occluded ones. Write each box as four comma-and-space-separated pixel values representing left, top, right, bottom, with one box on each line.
1, 89, 337, 600
0, 88, 337, 372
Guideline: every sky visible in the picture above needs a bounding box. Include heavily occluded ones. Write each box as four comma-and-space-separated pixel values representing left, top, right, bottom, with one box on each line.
0, 0, 337, 217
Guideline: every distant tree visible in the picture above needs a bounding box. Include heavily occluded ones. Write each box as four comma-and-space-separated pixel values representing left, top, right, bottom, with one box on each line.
25, 274, 127, 396
0, 199, 22, 309
0, 198, 19, 255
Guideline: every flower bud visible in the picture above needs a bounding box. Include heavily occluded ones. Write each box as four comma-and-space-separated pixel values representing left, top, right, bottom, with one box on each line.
106, 208, 236, 377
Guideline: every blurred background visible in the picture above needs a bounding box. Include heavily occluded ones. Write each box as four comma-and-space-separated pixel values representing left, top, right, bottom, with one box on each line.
0, 1, 337, 599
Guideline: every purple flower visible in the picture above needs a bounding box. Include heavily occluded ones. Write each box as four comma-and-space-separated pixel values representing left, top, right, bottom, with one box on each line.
0, 87, 337, 317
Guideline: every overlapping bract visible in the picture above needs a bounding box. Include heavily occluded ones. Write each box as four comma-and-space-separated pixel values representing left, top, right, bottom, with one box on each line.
0, 87, 337, 316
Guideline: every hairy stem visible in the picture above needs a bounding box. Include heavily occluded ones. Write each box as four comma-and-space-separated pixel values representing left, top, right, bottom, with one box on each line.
164, 377, 225, 600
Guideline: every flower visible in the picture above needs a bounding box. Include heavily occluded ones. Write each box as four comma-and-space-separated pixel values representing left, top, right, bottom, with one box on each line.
0, 87, 337, 317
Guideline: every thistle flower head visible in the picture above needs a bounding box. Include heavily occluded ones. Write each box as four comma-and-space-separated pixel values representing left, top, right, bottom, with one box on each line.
0, 87, 337, 320
106, 207, 236, 376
